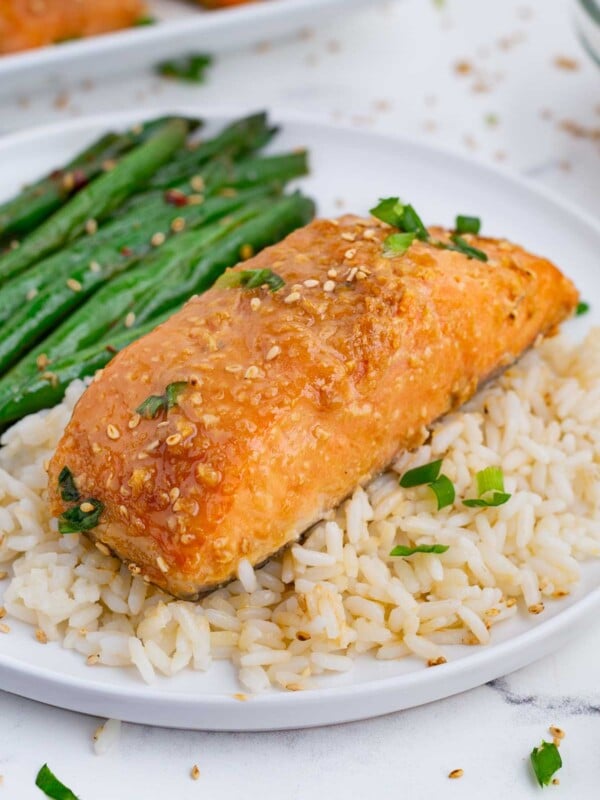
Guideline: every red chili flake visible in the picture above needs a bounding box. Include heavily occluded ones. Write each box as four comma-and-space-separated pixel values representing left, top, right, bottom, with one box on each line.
105, 344, 118, 354
120, 246, 134, 257
72, 169, 88, 190
164, 189, 189, 207
49, 169, 64, 180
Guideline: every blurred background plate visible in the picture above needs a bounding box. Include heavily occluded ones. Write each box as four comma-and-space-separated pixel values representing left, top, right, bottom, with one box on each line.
0, 0, 378, 95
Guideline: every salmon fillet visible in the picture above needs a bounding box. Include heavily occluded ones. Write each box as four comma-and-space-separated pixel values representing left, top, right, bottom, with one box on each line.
195, 1, 256, 8
0, 0, 145, 54
47, 216, 578, 599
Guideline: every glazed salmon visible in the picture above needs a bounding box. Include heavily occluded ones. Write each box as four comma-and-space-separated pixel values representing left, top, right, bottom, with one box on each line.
196, 1, 255, 8
0, 0, 145, 54
48, 216, 578, 599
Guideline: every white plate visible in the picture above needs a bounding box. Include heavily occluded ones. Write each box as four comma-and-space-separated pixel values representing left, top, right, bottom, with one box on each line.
0, 0, 375, 94
1, 108, 599, 731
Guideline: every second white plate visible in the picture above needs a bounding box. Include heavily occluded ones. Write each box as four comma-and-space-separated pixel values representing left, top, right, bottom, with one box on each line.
0, 0, 376, 94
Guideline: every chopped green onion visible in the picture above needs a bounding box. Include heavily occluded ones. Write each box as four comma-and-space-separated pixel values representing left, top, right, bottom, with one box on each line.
369, 197, 404, 227
134, 15, 156, 25
215, 268, 285, 292
382, 232, 416, 257
58, 466, 80, 503
576, 301, 590, 316
476, 465, 505, 495
58, 499, 104, 534
464, 466, 511, 507
166, 381, 188, 410
399, 459, 443, 488
136, 381, 188, 419
429, 474, 456, 509
390, 543, 449, 557
156, 53, 213, 83
446, 235, 488, 262
530, 741, 562, 787
455, 215, 481, 235
35, 764, 80, 800
398, 204, 429, 241
463, 492, 511, 508
136, 394, 167, 419
370, 198, 429, 241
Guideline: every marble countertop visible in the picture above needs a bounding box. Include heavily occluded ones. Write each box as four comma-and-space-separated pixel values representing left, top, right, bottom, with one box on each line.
1, 0, 599, 797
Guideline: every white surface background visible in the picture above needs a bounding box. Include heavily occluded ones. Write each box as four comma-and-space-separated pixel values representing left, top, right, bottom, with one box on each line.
1, 0, 599, 797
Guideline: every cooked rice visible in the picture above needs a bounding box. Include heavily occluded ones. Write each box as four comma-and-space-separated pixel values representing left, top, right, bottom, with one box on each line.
1, 329, 600, 692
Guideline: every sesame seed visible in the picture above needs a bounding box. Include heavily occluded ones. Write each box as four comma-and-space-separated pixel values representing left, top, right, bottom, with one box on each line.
169, 487, 180, 503
196, 464, 222, 486
245, 365, 260, 379
304, 279, 319, 288
341, 231, 356, 242
225, 365, 243, 373
266, 345, 281, 361
106, 424, 120, 440
549, 726, 565, 740
85, 218, 98, 235
344, 248, 357, 259
250, 297, 261, 311
87, 654, 99, 665
171, 216, 186, 233
284, 291, 301, 304
156, 556, 169, 573
181, 533, 195, 544
346, 267, 358, 282
62, 172, 75, 191
448, 769, 464, 779
327, 268, 338, 278
0, 622, 9, 634
89, 260, 101, 273
166, 433, 182, 446
323, 280, 336, 292
427, 656, 447, 667
66, 278, 82, 292
41, 371, 58, 387
95, 542, 110, 556
188, 194, 204, 205
36, 353, 50, 370
355, 270, 368, 281
240, 243, 254, 260
190, 175, 205, 192
80, 501, 94, 513
528, 603, 544, 614
151, 232, 165, 247
124, 311, 136, 328
35, 628, 48, 644
146, 439, 160, 451
10, 240, 19, 250
362, 228, 378, 240
102, 159, 117, 172
191, 765, 201, 781
26, 287, 38, 300
128, 413, 141, 429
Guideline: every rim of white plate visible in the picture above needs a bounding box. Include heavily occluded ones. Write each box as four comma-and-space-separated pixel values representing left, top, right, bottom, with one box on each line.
1, 107, 599, 724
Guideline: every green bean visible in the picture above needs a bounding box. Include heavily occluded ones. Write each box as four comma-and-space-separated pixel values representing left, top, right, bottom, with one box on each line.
0, 118, 190, 283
